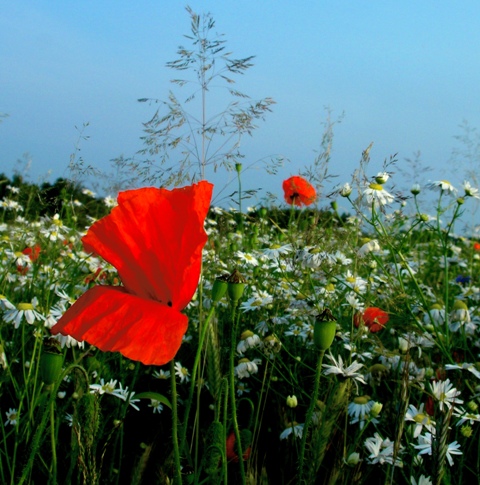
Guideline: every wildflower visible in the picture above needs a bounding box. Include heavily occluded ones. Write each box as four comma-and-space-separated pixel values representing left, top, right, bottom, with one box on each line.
462, 181, 480, 198
474, 242, 480, 252
346, 452, 360, 466
152, 369, 171, 380
358, 239, 380, 257
286, 395, 298, 408
349, 396, 378, 428
4, 408, 18, 426
322, 353, 366, 385
236, 330, 262, 355
279, 422, 304, 440
51, 182, 213, 365
234, 358, 261, 379
339, 182, 352, 197
226, 431, 251, 462
364, 432, 402, 466
405, 404, 435, 438
282, 176, 316, 206
430, 378, 463, 411
410, 475, 432, 485
148, 399, 164, 414
363, 183, 394, 207
375, 172, 390, 184
22, 244, 41, 262
449, 299, 471, 327
89, 379, 127, 400
410, 184, 421, 195
428, 180, 457, 195
354, 307, 389, 333
445, 362, 480, 379
174, 362, 190, 383
414, 432, 462, 466
452, 406, 480, 426
236, 251, 259, 266
4, 298, 45, 329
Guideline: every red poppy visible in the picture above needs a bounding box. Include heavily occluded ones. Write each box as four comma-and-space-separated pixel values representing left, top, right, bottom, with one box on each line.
51, 181, 213, 365
354, 307, 389, 333
282, 176, 316, 207
226, 432, 251, 463
474, 242, 480, 252
22, 244, 41, 262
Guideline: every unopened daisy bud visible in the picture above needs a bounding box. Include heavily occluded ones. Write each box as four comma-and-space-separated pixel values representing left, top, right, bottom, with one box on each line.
346, 452, 360, 466
259, 207, 267, 218
339, 183, 352, 197
40, 338, 63, 386
398, 337, 409, 353
286, 395, 298, 408
235, 163, 243, 174
313, 308, 337, 351
370, 402, 383, 418
467, 400, 479, 412
330, 200, 338, 211
211, 274, 229, 302
410, 184, 421, 195
419, 213, 430, 222
375, 172, 389, 184
461, 424, 473, 438
457, 197, 465, 205
227, 269, 247, 302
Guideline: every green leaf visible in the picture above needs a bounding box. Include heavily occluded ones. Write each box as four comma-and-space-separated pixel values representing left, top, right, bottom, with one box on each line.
133, 392, 172, 409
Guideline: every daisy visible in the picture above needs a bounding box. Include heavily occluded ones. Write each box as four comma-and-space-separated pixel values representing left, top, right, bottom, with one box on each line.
339, 182, 352, 197
375, 172, 390, 184
462, 181, 480, 199
236, 251, 259, 266
4, 408, 18, 426
363, 183, 394, 207
322, 354, 366, 385
430, 379, 463, 411
89, 379, 127, 400
262, 244, 292, 259
236, 330, 262, 355
410, 475, 432, 485
364, 432, 402, 466
234, 358, 261, 379
405, 403, 435, 438
4, 298, 45, 328
428, 180, 457, 195
148, 399, 164, 414
152, 369, 171, 380
445, 362, 480, 380
414, 432, 462, 466
348, 396, 377, 428
279, 422, 304, 440
452, 407, 480, 426
174, 362, 190, 383
358, 239, 380, 258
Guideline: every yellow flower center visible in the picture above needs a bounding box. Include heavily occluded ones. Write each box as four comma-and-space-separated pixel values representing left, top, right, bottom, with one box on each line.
413, 413, 430, 424
368, 183, 383, 191
353, 395, 371, 405
17, 303, 33, 311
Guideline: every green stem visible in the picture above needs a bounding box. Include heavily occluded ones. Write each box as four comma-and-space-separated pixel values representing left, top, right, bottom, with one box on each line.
170, 360, 182, 485
229, 302, 246, 484
298, 349, 325, 483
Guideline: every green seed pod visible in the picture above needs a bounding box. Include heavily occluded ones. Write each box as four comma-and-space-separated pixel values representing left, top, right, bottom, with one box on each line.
211, 274, 229, 302
313, 309, 337, 351
40, 338, 63, 385
227, 269, 247, 302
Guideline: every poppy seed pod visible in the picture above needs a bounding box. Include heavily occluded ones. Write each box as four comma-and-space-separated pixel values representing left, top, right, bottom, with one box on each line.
313, 308, 337, 351
40, 338, 63, 386
211, 274, 229, 302
227, 269, 246, 302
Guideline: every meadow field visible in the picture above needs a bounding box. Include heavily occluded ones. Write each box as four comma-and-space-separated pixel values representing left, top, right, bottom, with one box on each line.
1, 167, 480, 485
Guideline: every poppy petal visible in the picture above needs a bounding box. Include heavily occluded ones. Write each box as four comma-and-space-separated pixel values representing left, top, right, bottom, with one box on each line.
82, 181, 213, 309
51, 286, 188, 365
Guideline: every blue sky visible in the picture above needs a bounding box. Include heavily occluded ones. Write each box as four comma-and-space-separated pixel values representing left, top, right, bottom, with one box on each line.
1, 1, 480, 207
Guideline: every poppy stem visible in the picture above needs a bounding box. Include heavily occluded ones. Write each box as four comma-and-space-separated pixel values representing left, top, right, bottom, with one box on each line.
229, 303, 247, 484
179, 306, 217, 462
170, 359, 182, 485
298, 349, 325, 483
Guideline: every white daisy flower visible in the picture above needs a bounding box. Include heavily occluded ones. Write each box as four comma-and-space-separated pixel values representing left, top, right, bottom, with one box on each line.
4, 408, 18, 426
234, 358, 261, 379
279, 422, 304, 440
3, 298, 45, 328
428, 180, 457, 195
363, 183, 394, 207
174, 362, 190, 383
430, 379, 463, 411
414, 432, 462, 466
405, 403, 435, 438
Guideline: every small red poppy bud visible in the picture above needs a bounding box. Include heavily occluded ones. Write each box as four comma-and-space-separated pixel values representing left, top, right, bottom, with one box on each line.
226, 430, 252, 463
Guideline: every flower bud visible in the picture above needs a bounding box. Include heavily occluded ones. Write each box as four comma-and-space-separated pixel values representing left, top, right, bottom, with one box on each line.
370, 402, 383, 418
313, 309, 337, 351
227, 269, 247, 302
211, 274, 229, 302
286, 395, 298, 408
346, 452, 360, 466
40, 338, 63, 386
410, 184, 421, 195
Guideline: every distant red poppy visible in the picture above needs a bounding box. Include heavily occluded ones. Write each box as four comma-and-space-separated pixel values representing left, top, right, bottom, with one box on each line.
22, 244, 41, 262
282, 176, 316, 207
474, 242, 480, 252
226, 432, 251, 463
354, 307, 389, 333
51, 181, 213, 365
